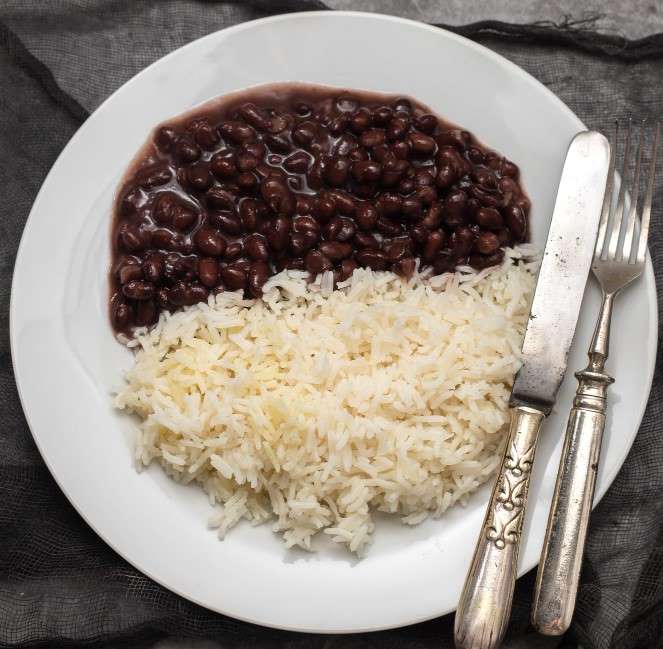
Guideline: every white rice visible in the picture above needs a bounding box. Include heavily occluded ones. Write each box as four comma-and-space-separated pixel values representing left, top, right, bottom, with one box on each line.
115, 245, 538, 554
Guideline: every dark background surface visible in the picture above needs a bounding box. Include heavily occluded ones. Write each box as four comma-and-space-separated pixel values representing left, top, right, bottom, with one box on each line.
1, 2, 662, 648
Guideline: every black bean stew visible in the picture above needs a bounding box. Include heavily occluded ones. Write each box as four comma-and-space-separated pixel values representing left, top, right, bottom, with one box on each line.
110, 83, 530, 334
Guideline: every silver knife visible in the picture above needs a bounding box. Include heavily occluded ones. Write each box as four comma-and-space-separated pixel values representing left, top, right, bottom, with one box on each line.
454, 131, 611, 649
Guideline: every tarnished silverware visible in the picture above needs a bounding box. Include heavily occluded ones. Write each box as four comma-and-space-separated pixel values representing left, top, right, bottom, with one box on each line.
532, 120, 659, 636
454, 131, 611, 649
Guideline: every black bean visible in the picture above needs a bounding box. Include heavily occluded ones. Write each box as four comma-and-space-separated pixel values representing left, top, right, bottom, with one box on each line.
168, 281, 190, 306
504, 204, 527, 240
219, 265, 247, 290
327, 190, 356, 216
501, 160, 519, 178
355, 203, 378, 230
284, 151, 312, 174
186, 161, 212, 191
436, 129, 470, 150
194, 227, 226, 256
210, 154, 237, 179
415, 185, 437, 206
497, 229, 513, 247
305, 249, 333, 274
402, 197, 423, 220
336, 217, 356, 242
392, 140, 411, 160
475, 231, 500, 254
265, 133, 292, 154
355, 232, 380, 249
360, 129, 386, 148
189, 118, 220, 149
261, 178, 295, 215
120, 187, 143, 216
376, 216, 402, 237
313, 195, 336, 223
151, 228, 179, 251
373, 106, 393, 125
393, 257, 417, 277
155, 126, 178, 152
376, 193, 402, 217
339, 258, 358, 280
119, 262, 143, 284
381, 158, 409, 186
174, 138, 201, 163
410, 223, 429, 244
422, 203, 443, 229
244, 233, 269, 261
119, 223, 148, 251
329, 113, 350, 135
142, 253, 165, 283
238, 103, 270, 131
135, 299, 158, 327
468, 147, 485, 164
469, 249, 504, 269
293, 215, 320, 235
137, 165, 172, 189
113, 300, 133, 329
225, 240, 244, 261
473, 166, 497, 190
267, 215, 292, 251
422, 230, 445, 263
355, 249, 388, 270
352, 160, 382, 183
383, 236, 412, 262
210, 211, 242, 235
319, 241, 352, 260
287, 257, 307, 271
408, 132, 437, 155
435, 165, 456, 189
470, 185, 501, 208
122, 280, 155, 300
475, 207, 504, 231
205, 188, 235, 213
349, 108, 372, 133
451, 226, 475, 256
433, 250, 456, 275
415, 114, 437, 134
239, 199, 260, 231
197, 257, 219, 287
220, 121, 256, 143
247, 261, 269, 297
237, 172, 258, 192
444, 190, 468, 228
387, 117, 409, 141
397, 178, 416, 195
188, 282, 209, 303
324, 156, 351, 187
156, 287, 170, 309
292, 121, 317, 146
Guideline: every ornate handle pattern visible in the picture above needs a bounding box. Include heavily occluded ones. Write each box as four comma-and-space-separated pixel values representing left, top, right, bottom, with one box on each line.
455, 406, 545, 649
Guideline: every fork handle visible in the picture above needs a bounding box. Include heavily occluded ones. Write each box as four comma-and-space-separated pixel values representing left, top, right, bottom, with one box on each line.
532, 292, 615, 635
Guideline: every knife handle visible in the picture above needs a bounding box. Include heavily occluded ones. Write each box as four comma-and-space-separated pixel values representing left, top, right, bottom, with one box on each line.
531, 363, 613, 635
455, 406, 546, 649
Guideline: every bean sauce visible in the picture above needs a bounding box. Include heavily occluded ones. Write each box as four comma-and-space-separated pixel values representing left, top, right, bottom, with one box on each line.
110, 83, 530, 334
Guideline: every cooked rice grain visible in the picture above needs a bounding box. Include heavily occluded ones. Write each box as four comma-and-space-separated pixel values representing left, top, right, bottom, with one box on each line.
115, 246, 537, 554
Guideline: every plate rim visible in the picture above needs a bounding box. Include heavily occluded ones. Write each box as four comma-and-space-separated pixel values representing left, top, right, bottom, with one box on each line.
10, 10, 658, 633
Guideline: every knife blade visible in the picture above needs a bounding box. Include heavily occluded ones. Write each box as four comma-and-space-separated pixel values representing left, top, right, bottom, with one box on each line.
511, 131, 613, 413
454, 131, 611, 649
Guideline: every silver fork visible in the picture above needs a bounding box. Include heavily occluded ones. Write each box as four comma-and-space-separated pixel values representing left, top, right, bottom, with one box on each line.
531, 120, 659, 635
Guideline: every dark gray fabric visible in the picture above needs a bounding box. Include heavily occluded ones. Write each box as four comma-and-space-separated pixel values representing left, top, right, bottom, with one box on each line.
1, 2, 662, 648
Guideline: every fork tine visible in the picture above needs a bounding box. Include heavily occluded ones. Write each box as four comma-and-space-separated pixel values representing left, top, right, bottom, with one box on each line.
636, 122, 659, 264
595, 121, 618, 257
622, 121, 645, 262
607, 119, 633, 260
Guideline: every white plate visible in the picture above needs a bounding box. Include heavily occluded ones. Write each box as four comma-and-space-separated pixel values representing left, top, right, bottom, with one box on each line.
10, 11, 657, 634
